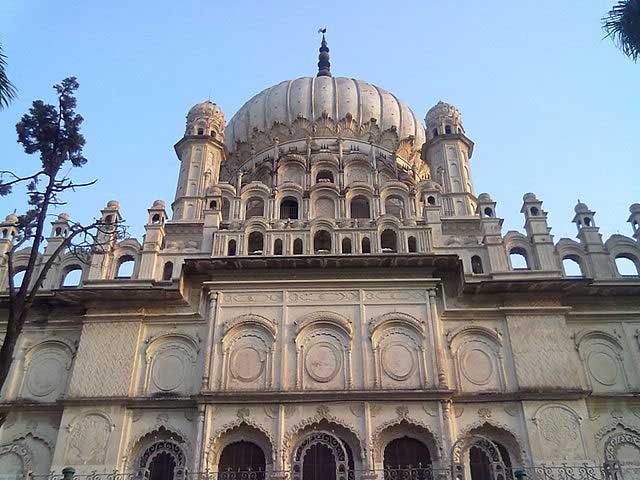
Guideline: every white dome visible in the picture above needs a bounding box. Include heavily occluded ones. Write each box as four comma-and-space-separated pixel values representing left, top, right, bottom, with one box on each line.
225, 76, 425, 151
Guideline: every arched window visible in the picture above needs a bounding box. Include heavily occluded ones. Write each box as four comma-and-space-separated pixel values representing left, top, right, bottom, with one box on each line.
152, 214, 161, 224
615, 255, 639, 276
116, 256, 135, 278
314, 230, 332, 253
427, 196, 436, 206
384, 437, 431, 471
197, 128, 204, 135
228, 239, 237, 256
342, 237, 352, 254
293, 238, 303, 255
316, 170, 334, 183
380, 229, 397, 252
509, 249, 529, 270
484, 207, 493, 217
408, 236, 417, 253
162, 262, 173, 281
530, 206, 540, 216
62, 267, 83, 287
445, 125, 452, 134
362, 237, 371, 254
148, 451, 176, 480
385, 196, 405, 218
469, 442, 512, 480
274, 239, 283, 255
280, 197, 299, 220
209, 200, 217, 210
221, 198, 231, 221
248, 232, 264, 255
245, 197, 265, 218
218, 441, 266, 479
350, 196, 370, 219
562, 257, 584, 277
303, 443, 335, 480
471, 255, 484, 274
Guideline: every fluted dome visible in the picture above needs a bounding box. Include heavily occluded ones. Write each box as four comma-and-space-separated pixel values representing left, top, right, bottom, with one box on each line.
225, 77, 425, 152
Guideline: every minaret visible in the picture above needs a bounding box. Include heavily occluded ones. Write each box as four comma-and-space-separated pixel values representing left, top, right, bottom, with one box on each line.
173, 101, 226, 221
422, 101, 475, 217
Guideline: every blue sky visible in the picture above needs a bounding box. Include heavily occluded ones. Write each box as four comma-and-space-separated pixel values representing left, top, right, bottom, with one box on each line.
1, 1, 638, 241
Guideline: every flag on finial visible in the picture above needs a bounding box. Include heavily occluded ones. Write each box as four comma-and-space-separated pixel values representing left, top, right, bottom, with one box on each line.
317, 28, 331, 77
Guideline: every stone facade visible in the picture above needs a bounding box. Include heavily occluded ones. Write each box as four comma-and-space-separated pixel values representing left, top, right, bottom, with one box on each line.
1, 56, 640, 479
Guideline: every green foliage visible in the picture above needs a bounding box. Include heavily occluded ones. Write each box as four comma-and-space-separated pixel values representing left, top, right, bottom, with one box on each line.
0, 42, 17, 110
603, 0, 640, 62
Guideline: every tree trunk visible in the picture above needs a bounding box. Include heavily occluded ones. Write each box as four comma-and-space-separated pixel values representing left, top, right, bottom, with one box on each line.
0, 306, 25, 395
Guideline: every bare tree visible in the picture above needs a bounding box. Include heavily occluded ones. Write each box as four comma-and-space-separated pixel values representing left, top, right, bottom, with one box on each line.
0, 77, 126, 393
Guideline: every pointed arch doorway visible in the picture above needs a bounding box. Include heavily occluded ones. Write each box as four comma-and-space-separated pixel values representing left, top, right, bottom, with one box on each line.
292, 431, 353, 480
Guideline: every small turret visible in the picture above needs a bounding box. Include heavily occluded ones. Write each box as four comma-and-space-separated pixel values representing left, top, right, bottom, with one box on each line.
520, 193, 557, 271
477, 193, 509, 272
44, 213, 70, 255
139, 200, 168, 280
571, 200, 615, 278
87, 200, 122, 281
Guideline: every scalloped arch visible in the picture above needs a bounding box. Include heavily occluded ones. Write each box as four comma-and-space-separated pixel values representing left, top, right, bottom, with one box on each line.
223, 313, 277, 338
446, 325, 502, 348
369, 312, 424, 337
295, 311, 352, 338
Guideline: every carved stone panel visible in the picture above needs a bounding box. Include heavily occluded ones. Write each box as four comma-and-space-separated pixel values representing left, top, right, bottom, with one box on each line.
297, 330, 351, 391
448, 327, 505, 393
576, 332, 628, 393
533, 404, 585, 461
507, 315, 582, 390
23, 343, 72, 400
145, 336, 197, 395
69, 322, 140, 397
225, 334, 272, 390
64, 413, 113, 465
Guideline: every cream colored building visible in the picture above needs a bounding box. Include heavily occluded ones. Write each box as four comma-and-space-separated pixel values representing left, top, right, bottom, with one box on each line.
1, 36, 640, 480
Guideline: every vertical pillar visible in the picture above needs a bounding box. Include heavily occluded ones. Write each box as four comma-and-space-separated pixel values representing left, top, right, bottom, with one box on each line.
427, 289, 448, 389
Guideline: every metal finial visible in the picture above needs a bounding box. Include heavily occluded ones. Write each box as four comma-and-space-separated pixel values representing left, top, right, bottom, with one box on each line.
317, 28, 331, 77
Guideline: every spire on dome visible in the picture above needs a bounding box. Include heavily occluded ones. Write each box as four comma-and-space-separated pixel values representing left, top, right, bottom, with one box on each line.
317, 28, 331, 77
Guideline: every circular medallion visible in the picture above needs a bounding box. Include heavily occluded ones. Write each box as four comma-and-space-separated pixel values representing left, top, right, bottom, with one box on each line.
230, 346, 264, 382
381, 343, 414, 380
305, 342, 340, 382
587, 350, 618, 386
27, 356, 64, 397
152, 353, 186, 391
460, 349, 493, 385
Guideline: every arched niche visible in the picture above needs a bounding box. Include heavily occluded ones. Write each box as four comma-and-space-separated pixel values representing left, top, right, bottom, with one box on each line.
207, 422, 274, 473
288, 422, 362, 480
369, 313, 427, 389
21, 339, 74, 400
294, 312, 353, 390
144, 334, 198, 396
374, 420, 438, 470
604, 430, 640, 465
447, 326, 506, 393
574, 330, 629, 392
451, 434, 507, 480
64, 411, 115, 466
0, 443, 33, 478
221, 314, 276, 391
465, 423, 527, 472
127, 426, 188, 480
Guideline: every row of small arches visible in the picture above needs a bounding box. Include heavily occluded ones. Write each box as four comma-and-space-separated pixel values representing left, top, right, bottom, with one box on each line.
228, 230, 418, 256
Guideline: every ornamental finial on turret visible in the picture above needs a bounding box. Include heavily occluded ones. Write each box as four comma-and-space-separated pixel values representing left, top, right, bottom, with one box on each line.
317, 28, 331, 77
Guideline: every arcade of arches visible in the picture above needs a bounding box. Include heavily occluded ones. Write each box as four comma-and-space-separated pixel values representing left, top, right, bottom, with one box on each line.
134, 425, 519, 480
